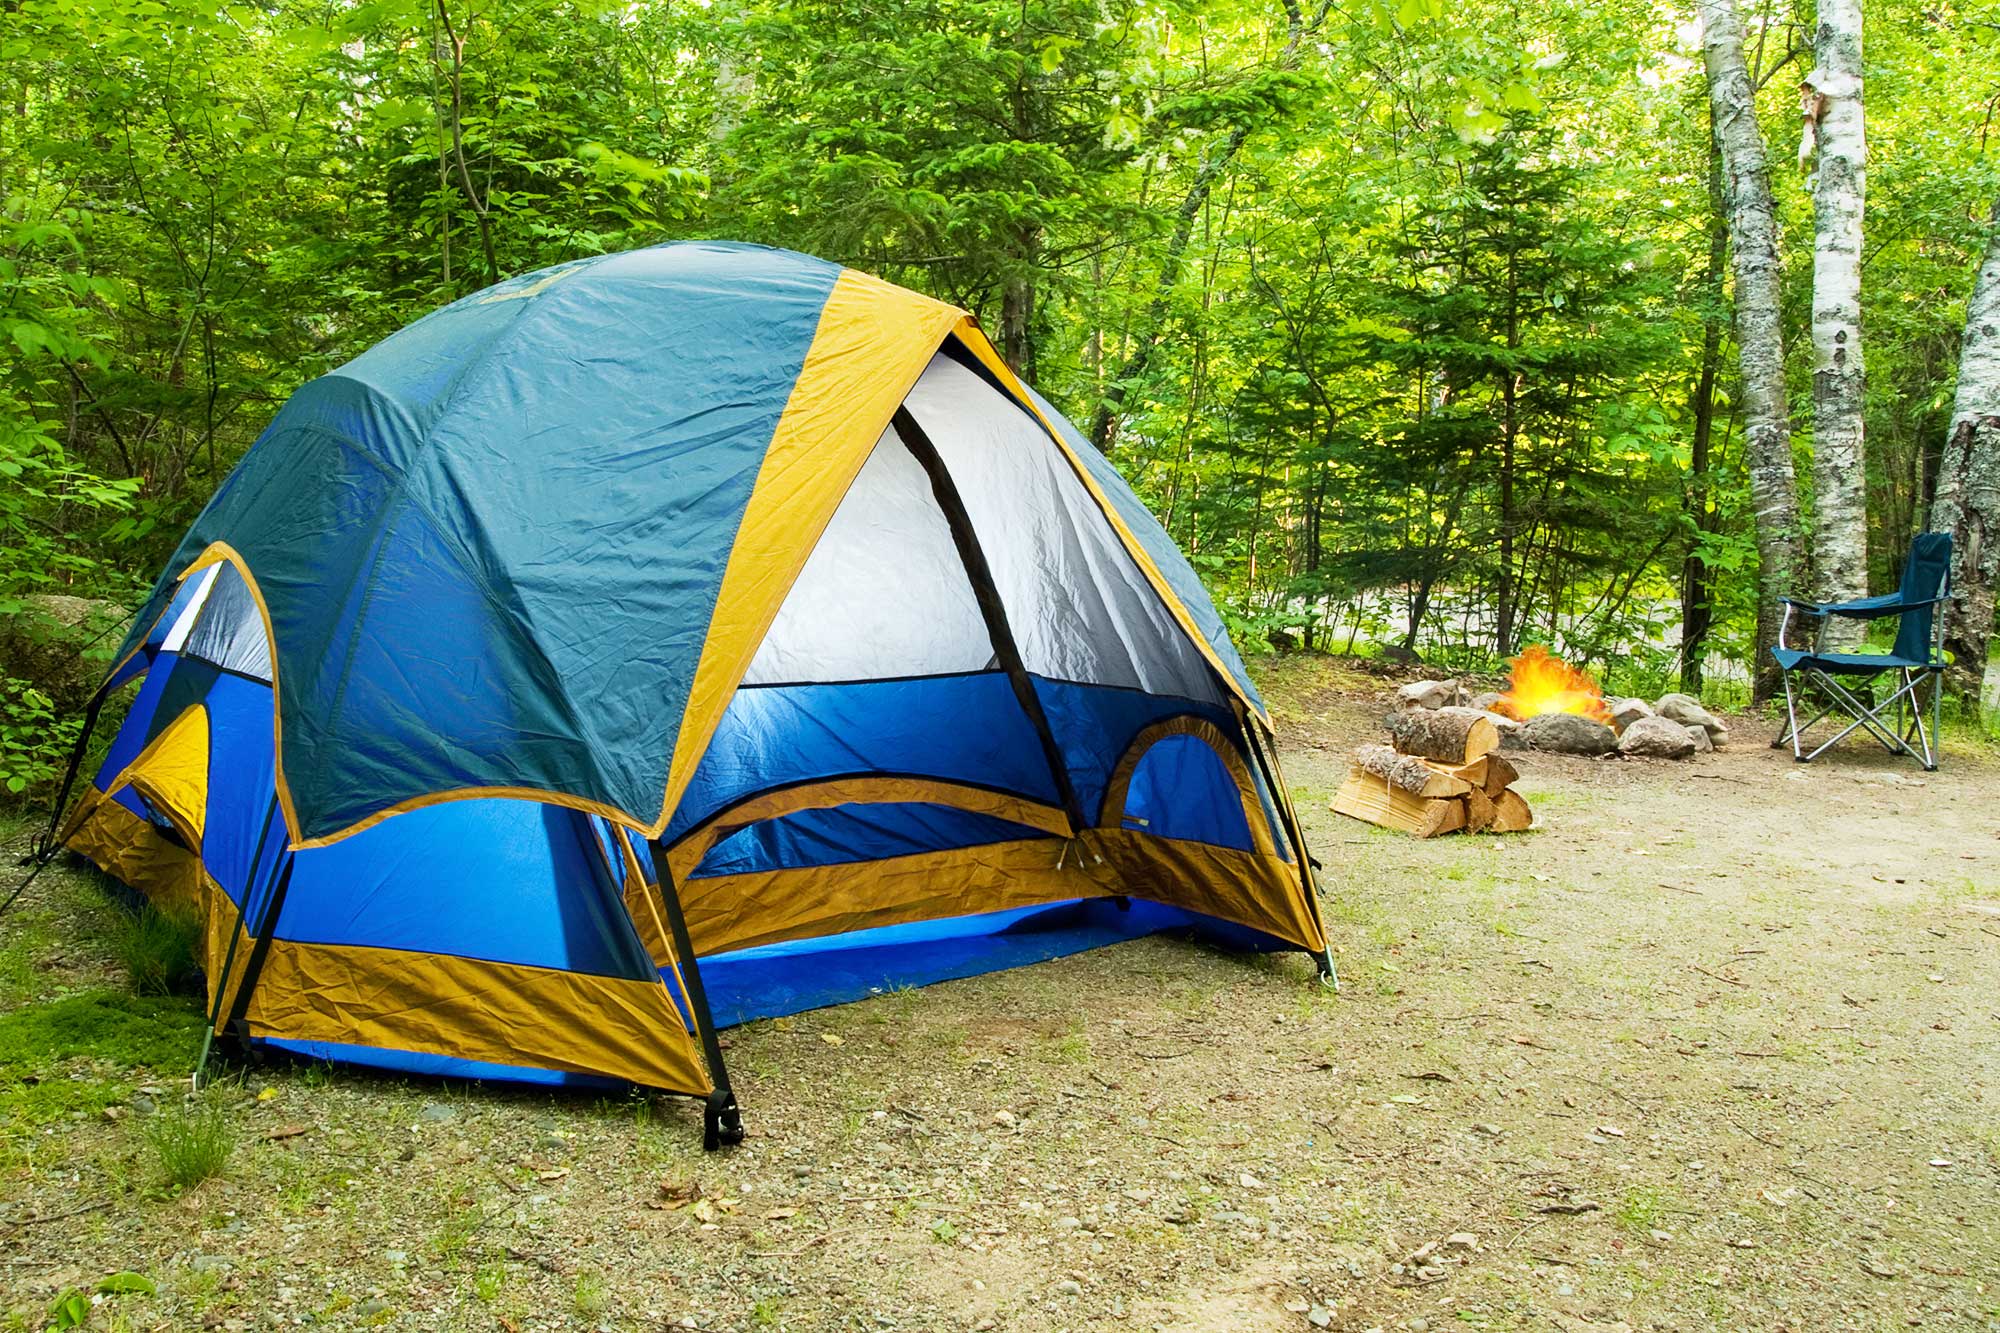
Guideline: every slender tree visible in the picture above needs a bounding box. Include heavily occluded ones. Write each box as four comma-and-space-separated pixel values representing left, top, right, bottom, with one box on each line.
1698, 0, 1804, 699
1803, 0, 1869, 641
1929, 202, 2000, 703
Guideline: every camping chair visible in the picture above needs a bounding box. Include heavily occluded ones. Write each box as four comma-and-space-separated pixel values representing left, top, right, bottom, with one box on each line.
1771, 531, 1953, 770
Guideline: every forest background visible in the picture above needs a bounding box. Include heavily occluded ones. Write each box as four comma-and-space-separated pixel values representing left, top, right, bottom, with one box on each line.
5, 0, 1998, 801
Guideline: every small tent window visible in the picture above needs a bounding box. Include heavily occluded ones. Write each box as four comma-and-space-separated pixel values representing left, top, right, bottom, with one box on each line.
1118, 735, 1255, 852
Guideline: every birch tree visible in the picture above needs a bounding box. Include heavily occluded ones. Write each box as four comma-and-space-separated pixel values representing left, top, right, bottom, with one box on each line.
1929, 204, 2000, 703
1698, 0, 1804, 697
1802, 0, 1869, 642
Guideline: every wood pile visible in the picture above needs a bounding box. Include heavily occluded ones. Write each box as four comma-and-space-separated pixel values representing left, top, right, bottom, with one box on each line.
1331, 706, 1532, 837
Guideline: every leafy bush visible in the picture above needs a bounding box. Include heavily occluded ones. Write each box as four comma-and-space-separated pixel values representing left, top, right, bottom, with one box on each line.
110, 903, 204, 996
145, 1095, 235, 1189
0, 673, 73, 802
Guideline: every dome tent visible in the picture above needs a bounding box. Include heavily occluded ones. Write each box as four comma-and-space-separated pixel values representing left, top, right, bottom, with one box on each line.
53, 242, 1331, 1148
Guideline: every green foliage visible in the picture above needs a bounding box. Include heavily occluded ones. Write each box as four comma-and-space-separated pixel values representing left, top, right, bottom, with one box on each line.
109, 903, 205, 997
144, 1094, 237, 1189
0, 0, 1992, 703
0, 989, 205, 1156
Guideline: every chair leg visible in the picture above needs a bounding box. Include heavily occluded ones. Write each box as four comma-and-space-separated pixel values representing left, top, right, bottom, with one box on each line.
1799, 670, 1929, 764
1780, 670, 1805, 759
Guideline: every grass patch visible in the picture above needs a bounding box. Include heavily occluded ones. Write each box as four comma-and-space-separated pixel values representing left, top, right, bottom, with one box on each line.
0, 990, 205, 1155
109, 903, 204, 996
144, 1095, 236, 1189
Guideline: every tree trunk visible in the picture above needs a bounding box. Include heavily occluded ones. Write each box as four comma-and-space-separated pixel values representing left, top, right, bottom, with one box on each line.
1804, 0, 1869, 644
1087, 0, 1317, 451
1698, 0, 1805, 701
1682, 112, 1730, 694
1928, 202, 2000, 704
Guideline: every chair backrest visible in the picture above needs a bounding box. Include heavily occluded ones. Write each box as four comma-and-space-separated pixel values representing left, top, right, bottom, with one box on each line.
1892, 531, 1953, 663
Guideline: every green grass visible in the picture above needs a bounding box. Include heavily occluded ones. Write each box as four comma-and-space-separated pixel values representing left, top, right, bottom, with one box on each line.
108, 903, 203, 995
143, 1095, 236, 1189
0, 990, 205, 1156
572, 1267, 610, 1317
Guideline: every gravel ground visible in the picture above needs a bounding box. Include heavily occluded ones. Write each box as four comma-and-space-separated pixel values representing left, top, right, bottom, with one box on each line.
2, 657, 1996, 1332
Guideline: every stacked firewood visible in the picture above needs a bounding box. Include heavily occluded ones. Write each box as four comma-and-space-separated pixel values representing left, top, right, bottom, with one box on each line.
1330, 706, 1533, 837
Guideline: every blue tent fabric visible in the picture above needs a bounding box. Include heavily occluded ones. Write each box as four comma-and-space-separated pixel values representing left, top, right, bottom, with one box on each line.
108, 244, 844, 843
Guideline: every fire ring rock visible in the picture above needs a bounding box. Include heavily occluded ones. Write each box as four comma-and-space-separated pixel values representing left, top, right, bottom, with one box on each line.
1655, 692, 1729, 744
1518, 711, 1619, 755
1617, 714, 1698, 760
1607, 696, 1656, 731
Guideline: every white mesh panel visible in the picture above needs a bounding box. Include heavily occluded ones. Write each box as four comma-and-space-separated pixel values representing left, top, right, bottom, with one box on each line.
903, 356, 1221, 702
742, 423, 993, 685
180, 563, 273, 682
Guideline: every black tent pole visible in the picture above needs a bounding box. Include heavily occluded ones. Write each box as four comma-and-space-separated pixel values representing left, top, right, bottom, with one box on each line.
892, 407, 1089, 835
28, 684, 108, 865
645, 840, 744, 1152
217, 849, 297, 1041
195, 791, 282, 1085
1242, 713, 1336, 988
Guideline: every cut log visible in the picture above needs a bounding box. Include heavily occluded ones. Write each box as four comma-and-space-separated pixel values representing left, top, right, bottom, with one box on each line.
1463, 785, 1496, 832
1331, 774, 1466, 838
1489, 789, 1534, 832
1353, 744, 1472, 798
1385, 706, 1500, 765
1427, 753, 1520, 796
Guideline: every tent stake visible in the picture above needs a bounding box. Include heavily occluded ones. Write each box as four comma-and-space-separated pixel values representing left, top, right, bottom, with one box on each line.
646, 840, 744, 1152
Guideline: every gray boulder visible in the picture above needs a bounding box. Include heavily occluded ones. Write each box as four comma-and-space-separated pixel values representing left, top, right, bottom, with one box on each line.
1655, 692, 1729, 743
1519, 711, 1618, 755
1617, 714, 1697, 759
1685, 723, 1714, 753
1607, 696, 1655, 731
1469, 690, 1507, 714
1396, 678, 1461, 711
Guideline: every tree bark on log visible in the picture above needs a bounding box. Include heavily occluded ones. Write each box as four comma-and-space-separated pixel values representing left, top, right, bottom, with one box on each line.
1929, 200, 2000, 703
1699, 0, 1805, 701
1384, 706, 1500, 765
1352, 743, 1472, 798
1805, 0, 1870, 645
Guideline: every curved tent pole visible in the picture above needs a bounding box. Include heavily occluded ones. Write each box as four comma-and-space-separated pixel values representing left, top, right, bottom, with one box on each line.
1241, 713, 1336, 989
645, 841, 745, 1152
195, 790, 283, 1087
891, 407, 1088, 836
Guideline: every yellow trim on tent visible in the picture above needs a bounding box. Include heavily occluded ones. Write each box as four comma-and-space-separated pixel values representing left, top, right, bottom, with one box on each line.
242, 939, 711, 1093
664, 776, 1071, 884
654, 269, 966, 836
63, 783, 709, 1091
676, 827, 1321, 959
948, 320, 1271, 725
1098, 716, 1279, 859
61, 786, 207, 921
104, 704, 212, 855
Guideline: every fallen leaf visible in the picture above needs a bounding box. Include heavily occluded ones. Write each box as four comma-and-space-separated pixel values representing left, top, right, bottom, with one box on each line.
764, 1207, 799, 1220
821, 1033, 845, 1047
262, 1124, 309, 1142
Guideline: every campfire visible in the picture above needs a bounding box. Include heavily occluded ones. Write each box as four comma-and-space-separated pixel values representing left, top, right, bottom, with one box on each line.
1328, 649, 1736, 838
1491, 645, 1610, 724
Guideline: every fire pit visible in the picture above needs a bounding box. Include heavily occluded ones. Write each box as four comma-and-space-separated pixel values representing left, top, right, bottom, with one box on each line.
1461, 647, 1727, 759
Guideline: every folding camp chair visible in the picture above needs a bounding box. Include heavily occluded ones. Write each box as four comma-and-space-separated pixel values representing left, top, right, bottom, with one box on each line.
1771, 532, 1953, 770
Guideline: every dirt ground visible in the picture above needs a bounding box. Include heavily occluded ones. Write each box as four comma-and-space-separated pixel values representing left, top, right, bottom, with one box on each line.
1, 657, 1996, 1332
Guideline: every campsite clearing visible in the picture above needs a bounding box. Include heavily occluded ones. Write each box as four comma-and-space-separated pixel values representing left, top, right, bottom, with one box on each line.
1, 656, 1995, 1332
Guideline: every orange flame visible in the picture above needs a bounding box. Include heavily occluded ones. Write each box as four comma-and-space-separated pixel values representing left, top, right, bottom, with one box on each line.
1495, 645, 1610, 723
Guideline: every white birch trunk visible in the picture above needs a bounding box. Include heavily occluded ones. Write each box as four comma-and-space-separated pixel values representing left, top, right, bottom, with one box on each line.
1928, 203, 2000, 701
1804, 0, 1870, 644
1698, 0, 1804, 698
